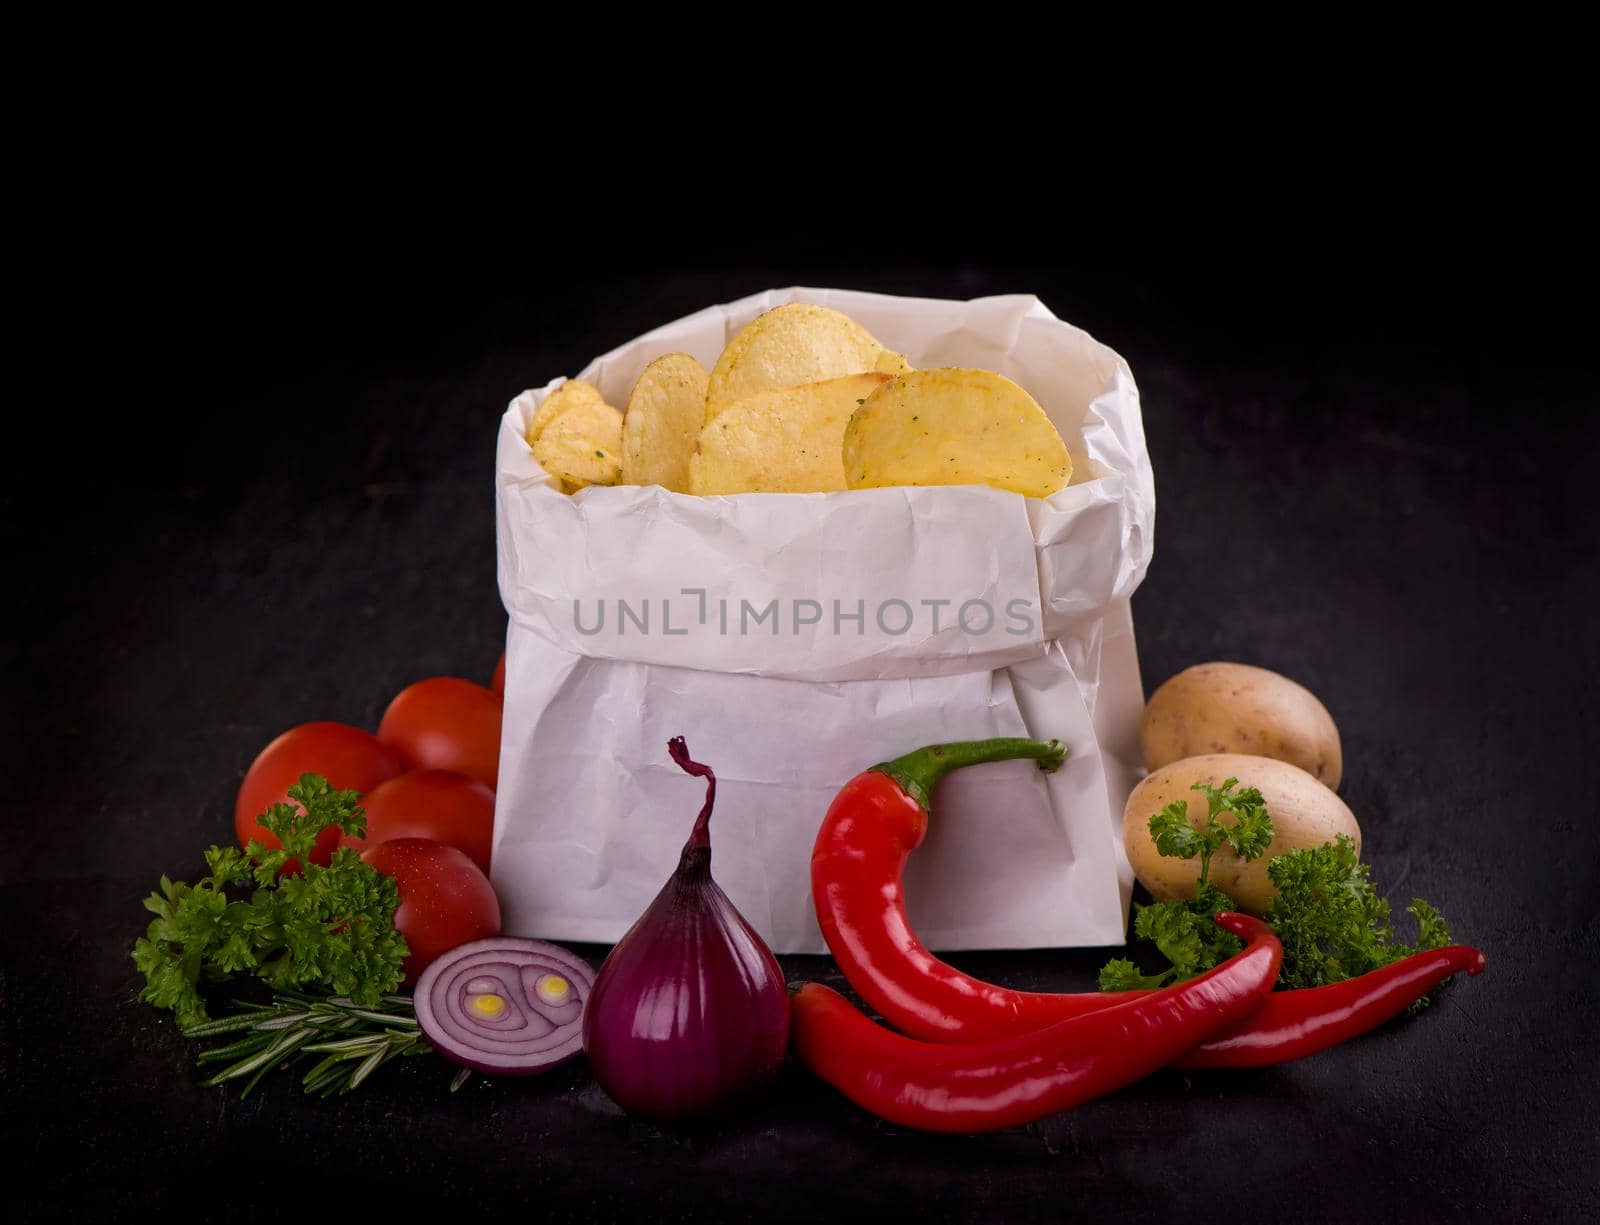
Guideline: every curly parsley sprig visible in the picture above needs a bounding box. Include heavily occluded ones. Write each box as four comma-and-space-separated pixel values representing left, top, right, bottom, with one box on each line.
1267, 833, 1451, 997
1099, 778, 1272, 990
132, 775, 410, 1027
1100, 781, 1453, 1001
1148, 777, 1274, 871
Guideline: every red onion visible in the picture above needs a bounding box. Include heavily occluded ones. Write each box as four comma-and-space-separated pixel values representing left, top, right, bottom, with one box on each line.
581, 737, 791, 1121
414, 937, 594, 1075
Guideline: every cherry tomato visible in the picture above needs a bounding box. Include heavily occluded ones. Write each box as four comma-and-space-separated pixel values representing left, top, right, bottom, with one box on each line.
235, 722, 405, 871
341, 769, 496, 874
377, 677, 502, 790
491, 650, 506, 695
360, 838, 502, 982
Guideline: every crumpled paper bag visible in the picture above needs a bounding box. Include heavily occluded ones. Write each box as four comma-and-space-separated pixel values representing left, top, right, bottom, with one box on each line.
492, 287, 1154, 953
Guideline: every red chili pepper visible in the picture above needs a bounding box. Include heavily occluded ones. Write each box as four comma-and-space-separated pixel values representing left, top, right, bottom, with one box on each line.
1172, 944, 1486, 1068
811, 737, 1120, 1041
811, 737, 1486, 1066
791, 912, 1281, 1133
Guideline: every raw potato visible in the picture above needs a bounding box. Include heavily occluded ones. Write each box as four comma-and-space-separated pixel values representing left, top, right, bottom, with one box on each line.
621, 353, 710, 491
689, 372, 889, 495
531, 395, 624, 490
706, 304, 884, 416
844, 368, 1072, 497
526, 379, 605, 446
1124, 754, 1360, 914
1141, 662, 1343, 788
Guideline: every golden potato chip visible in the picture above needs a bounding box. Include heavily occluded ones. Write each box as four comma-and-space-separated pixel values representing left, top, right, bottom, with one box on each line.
532, 395, 624, 490
690, 372, 889, 495
620, 353, 709, 491
526, 378, 605, 445
875, 349, 914, 376
706, 304, 884, 416
843, 368, 1072, 498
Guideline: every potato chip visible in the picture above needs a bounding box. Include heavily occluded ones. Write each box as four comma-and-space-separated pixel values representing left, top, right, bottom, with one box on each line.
526, 378, 605, 445
620, 353, 709, 491
706, 304, 884, 416
875, 349, 914, 376
690, 372, 889, 495
532, 395, 624, 490
843, 368, 1072, 498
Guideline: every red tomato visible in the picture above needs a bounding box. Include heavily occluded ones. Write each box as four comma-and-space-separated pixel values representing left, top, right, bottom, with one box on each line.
235, 722, 406, 871
360, 838, 502, 982
341, 769, 496, 874
377, 677, 502, 790
491, 650, 506, 695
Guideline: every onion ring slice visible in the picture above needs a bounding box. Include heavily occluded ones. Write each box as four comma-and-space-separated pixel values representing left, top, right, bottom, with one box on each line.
414, 937, 595, 1075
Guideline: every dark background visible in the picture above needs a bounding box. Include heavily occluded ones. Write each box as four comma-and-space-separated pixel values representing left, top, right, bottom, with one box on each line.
5, 242, 1597, 1222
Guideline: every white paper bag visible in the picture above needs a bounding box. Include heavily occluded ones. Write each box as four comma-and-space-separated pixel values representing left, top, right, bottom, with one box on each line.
491, 288, 1155, 953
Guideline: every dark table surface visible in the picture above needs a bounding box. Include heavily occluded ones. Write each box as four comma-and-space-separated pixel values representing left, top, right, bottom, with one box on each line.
6, 262, 1597, 1222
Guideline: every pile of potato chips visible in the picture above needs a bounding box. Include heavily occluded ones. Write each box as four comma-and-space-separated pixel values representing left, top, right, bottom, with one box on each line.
524, 304, 1072, 499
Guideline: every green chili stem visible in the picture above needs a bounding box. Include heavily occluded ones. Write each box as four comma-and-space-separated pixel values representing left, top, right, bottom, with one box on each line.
873, 738, 1068, 811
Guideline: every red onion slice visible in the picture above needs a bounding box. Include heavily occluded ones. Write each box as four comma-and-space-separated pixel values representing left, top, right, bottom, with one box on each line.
414, 937, 596, 1075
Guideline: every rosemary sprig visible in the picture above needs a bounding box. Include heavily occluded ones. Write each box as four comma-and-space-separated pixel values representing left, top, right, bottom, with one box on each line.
179, 991, 471, 1098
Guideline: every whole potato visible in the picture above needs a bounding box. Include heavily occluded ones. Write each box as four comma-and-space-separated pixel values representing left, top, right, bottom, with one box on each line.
1124, 754, 1360, 914
1140, 662, 1343, 788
